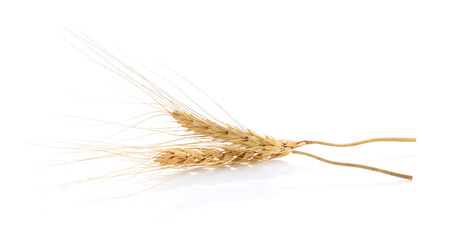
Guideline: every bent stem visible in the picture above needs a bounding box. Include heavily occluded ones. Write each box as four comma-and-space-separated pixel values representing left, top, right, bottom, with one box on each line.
291, 150, 413, 180
297, 138, 416, 147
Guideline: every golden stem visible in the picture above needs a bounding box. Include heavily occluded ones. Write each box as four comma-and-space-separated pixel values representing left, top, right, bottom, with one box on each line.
291, 150, 413, 180
297, 138, 416, 147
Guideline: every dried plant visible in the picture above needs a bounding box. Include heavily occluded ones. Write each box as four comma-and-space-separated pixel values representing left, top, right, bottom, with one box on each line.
63, 31, 415, 195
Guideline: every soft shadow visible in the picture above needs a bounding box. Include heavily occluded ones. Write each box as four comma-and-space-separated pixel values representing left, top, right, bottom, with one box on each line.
157, 160, 306, 190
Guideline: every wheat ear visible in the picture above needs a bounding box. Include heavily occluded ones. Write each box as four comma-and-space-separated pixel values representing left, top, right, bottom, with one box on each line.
170, 110, 297, 158
154, 146, 265, 167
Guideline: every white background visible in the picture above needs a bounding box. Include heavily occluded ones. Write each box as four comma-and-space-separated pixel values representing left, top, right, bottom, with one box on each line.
1, 0, 457, 239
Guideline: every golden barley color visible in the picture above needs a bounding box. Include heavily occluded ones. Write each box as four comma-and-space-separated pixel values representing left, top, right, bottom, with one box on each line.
65, 31, 415, 195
